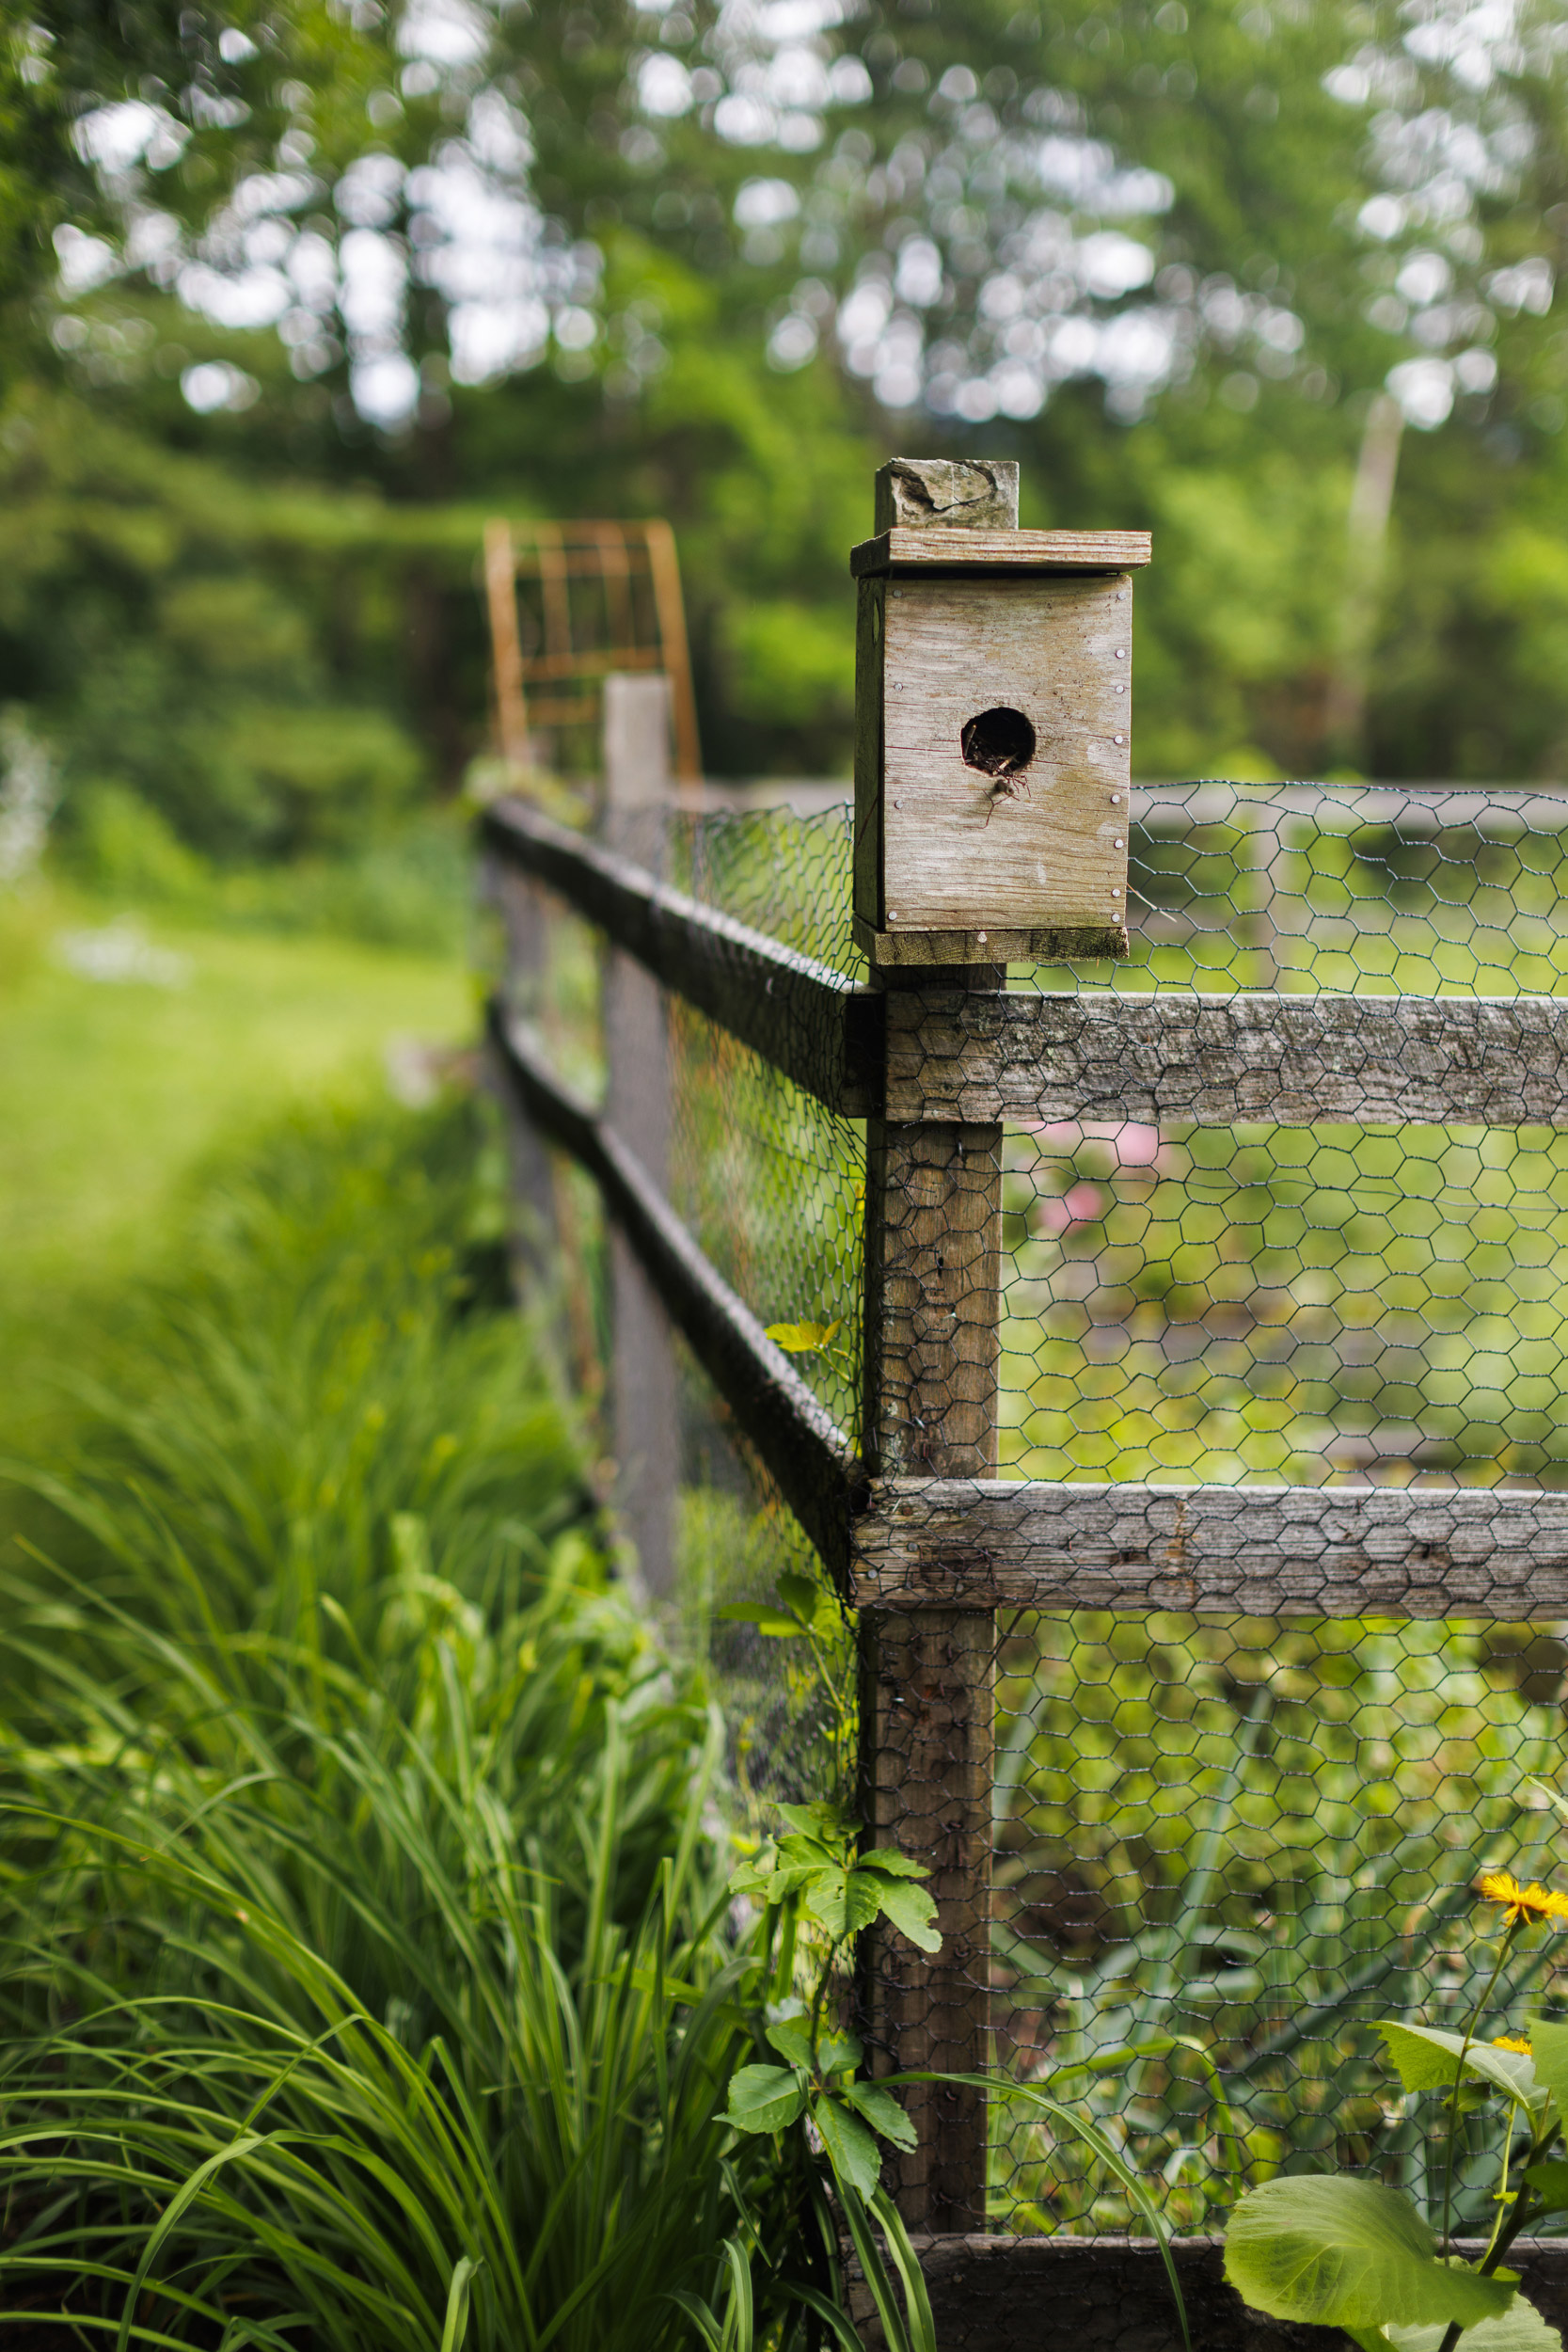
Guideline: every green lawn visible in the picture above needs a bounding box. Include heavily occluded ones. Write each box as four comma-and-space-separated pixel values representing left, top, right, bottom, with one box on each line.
0, 877, 468, 1449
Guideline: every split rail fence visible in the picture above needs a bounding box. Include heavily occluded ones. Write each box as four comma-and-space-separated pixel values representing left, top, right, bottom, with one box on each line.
479, 486, 1568, 2347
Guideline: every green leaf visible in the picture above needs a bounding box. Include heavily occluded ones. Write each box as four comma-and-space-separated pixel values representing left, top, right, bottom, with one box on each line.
1378, 2021, 1544, 2107
843, 2080, 918, 2152
800, 1865, 850, 1935
859, 1849, 929, 1879
816, 2027, 864, 2076
765, 2014, 814, 2067
766, 1319, 842, 1353
813, 2094, 883, 2199
722, 2063, 808, 2134
876, 1877, 942, 1953
439, 2257, 480, 2352
776, 1801, 847, 1841
715, 1602, 803, 1636
842, 1869, 888, 1933
1223, 2177, 1516, 2332
1527, 2018, 1568, 2118
1524, 2159, 1568, 2216
1377, 2298, 1563, 2350
778, 1571, 835, 1631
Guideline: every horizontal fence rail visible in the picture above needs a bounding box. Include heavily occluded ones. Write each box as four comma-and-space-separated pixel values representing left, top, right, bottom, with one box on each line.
888, 986, 1568, 1126
482, 795, 880, 1117
850, 1476, 1568, 1613
484, 998, 854, 1580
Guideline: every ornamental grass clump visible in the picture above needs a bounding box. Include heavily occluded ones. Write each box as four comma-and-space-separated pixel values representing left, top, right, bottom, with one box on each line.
0, 1096, 790, 2350
1224, 1796, 1568, 2352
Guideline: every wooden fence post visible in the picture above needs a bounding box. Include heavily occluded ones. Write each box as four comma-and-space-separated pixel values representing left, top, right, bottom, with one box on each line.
487, 850, 559, 1289
856, 460, 1022, 2234
603, 674, 680, 1598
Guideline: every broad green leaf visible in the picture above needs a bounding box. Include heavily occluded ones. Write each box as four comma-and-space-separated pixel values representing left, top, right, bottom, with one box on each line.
1224, 2176, 1516, 2332
715, 1602, 803, 1636
801, 1866, 849, 1935
859, 1848, 929, 1879
777, 1572, 837, 1634
841, 1869, 888, 1933
776, 1801, 846, 1841
816, 2027, 864, 2076
765, 2014, 816, 2067
766, 1320, 842, 1353
813, 2094, 882, 2198
723, 2063, 808, 2134
1377, 2297, 1563, 2350
843, 2080, 918, 2152
1378, 2021, 1543, 2106
765, 2013, 863, 2074
1524, 2159, 1568, 2215
1528, 2019, 1568, 2118
876, 1877, 942, 1953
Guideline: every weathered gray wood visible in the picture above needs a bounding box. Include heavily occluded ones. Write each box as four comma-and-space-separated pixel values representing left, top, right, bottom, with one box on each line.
481, 849, 559, 1290
884, 985, 1568, 1126
864, 1121, 1004, 1480
906, 2237, 1568, 2352
874, 457, 1019, 533
851, 1476, 1568, 1614
852, 528, 1153, 577
603, 675, 679, 1601
876, 576, 1134, 938
860, 1612, 995, 2235
854, 917, 1129, 968
480, 796, 881, 1117
485, 999, 853, 1585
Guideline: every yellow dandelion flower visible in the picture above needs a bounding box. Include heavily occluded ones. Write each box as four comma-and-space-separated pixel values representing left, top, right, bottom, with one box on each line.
1494, 2035, 1534, 2056
1477, 1870, 1568, 1927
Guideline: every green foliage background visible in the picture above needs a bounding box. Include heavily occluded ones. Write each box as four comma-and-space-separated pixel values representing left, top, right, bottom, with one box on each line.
8, 0, 1568, 850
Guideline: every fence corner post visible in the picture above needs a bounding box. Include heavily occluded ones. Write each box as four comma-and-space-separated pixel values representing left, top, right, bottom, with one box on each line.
856, 456, 1011, 2236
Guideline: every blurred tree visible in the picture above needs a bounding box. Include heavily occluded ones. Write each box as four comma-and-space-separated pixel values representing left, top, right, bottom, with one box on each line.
9, 0, 1568, 830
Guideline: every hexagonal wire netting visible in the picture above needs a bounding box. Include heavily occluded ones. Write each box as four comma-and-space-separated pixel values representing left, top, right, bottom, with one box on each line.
493, 778, 1568, 2240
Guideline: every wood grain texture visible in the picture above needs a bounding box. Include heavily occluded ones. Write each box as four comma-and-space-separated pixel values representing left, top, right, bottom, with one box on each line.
879, 576, 1133, 934
850, 1476, 1568, 1614
852, 528, 1153, 576
486, 998, 854, 1583
905, 2237, 1568, 2352
864, 1121, 1003, 1479
860, 1611, 994, 2235
883, 985, 1568, 1126
854, 916, 1129, 966
481, 797, 881, 1117
603, 676, 678, 1599
854, 576, 884, 930
873, 457, 1019, 533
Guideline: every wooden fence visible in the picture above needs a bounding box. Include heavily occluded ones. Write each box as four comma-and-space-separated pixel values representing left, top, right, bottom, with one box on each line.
479, 464, 1568, 2345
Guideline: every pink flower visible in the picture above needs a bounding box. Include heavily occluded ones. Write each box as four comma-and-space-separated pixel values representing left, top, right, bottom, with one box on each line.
1035, 1182, 1106, 1235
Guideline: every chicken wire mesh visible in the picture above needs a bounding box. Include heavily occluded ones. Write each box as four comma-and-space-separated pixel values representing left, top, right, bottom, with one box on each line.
485, 775, 1568, 2244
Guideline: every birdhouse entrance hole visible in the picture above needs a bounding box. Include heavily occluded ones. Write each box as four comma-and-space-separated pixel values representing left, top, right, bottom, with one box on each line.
960, 706, 1036, 779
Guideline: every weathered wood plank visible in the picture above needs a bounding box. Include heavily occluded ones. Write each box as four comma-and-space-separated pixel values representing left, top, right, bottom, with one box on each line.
850, 1477, 1568, 1614
480, 796, 881, 1118
603, 674, 678, 1600
907, 2237, 1568, 2352
864, 1121, 1004, 1480
854, 917, 1129, 967
885, 985, 1568, 1126
860, 1612, 994, 2235
485, 999, 854, 1583
877, 575, 1134, 937
851, 528, 1153, 577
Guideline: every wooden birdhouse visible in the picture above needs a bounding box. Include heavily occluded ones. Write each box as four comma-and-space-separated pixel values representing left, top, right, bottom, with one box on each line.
852, 457, 1151, 966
